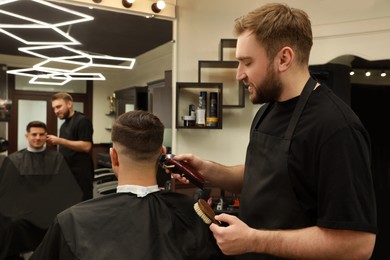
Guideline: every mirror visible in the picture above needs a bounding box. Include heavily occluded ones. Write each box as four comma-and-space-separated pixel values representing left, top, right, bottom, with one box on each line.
0, 0, 174, 149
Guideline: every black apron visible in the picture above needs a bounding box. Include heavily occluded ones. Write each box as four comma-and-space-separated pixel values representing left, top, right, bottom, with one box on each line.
60, 112, 94, 200
239, 78, 317, 260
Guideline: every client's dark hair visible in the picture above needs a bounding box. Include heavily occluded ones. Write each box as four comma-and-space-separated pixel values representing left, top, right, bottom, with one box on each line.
26, 121, 47, 132
111, 110, 164, 162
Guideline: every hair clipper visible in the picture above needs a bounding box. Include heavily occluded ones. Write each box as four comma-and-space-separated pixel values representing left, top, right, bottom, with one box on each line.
160, 154, 205, 189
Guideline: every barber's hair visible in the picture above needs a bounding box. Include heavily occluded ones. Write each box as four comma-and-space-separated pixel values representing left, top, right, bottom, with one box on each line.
111, 110, 164, 162
26, 121, 47, 132
234, 3, 313, 65
51, 92, 73, 102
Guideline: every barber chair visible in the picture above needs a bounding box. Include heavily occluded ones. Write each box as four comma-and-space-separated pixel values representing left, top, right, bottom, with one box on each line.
93, 168, 118, 198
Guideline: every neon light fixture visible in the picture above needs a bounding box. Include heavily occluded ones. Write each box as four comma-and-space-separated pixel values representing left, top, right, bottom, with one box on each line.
18, 45, 88, 59
7, 67, 105, 86
0, 0, 94, 45
30, 72, 105, 86
0, 0, 94, 28
2, 0, 136, 85
12, 45, 136, 85
19, 45, 136, 71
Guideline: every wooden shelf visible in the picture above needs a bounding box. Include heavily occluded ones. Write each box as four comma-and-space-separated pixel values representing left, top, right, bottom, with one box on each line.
105, 111, 115, 116
219, 38, 237, 61
198, 60, 245, 108
176, 82, 223, 129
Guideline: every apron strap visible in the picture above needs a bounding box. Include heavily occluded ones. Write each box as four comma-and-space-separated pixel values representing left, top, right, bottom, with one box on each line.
253, 102, 274, 131
284, 77, 317, 140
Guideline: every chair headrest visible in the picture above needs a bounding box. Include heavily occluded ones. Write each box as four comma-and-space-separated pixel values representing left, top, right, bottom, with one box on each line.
0, 138, 9, 153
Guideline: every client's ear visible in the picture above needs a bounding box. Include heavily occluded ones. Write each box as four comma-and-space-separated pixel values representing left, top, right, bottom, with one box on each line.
110, 147, 119, 167
161, 145, 167, 155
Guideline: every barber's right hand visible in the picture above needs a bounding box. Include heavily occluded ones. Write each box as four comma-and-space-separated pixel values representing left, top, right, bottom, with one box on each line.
46, 134, 59, 145
165, 153, 205, 185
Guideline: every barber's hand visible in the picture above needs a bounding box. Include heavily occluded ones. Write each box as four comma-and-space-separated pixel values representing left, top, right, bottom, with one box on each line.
210, 213, 255, 255
46, 135, 60, 145
164, 153, 205, 185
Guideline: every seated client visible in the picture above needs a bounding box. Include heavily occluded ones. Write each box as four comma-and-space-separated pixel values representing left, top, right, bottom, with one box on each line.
31, 111, 224, 259
0, 121, 82, 259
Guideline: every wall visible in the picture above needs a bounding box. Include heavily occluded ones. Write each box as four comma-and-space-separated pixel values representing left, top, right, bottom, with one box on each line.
173, 0, 390, 165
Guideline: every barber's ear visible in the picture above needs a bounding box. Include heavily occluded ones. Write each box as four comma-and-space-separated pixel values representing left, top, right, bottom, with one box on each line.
67, 100, 73, 109
110, 147, 119, 167
278, 47, 294, 72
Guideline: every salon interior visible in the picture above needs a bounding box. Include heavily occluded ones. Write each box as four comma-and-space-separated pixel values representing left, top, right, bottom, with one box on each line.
0, 0, 389, 258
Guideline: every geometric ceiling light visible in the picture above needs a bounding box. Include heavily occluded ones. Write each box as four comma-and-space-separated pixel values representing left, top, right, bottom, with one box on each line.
0, 27, 81, 45
19, 45, 137, 70
31, 54, 136, 72
18, 45, 88, 59
86, 55, 136, 69
29, 72, 105, 86
8, 45, 136, 85
33, 56, 93, 73
6, 67, 105, 86
0, 0, 94, 27
2, 0, 136, 85
151, 0, 166, 13
30, 74, 73, 86
0, 0, 94, 45
11, 43, 136, 86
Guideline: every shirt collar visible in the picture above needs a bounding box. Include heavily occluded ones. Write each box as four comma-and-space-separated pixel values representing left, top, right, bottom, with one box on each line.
116, 184, 160, 197
26, 145, 46, 153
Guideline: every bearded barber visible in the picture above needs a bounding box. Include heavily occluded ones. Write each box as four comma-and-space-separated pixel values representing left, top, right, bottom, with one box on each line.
47, 92, 94, 201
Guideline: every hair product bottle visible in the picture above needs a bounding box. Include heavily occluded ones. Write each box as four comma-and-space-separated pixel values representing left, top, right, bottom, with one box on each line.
206, 92, 218, 127
196, 91, 207, 127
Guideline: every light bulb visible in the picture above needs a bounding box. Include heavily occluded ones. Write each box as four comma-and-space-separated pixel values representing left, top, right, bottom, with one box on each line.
156, 0, 166, 10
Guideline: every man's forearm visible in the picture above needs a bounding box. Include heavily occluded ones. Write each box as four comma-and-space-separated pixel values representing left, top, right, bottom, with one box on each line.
58, 138, 92, 153
250, 226, 375, 260
204, 162, 244, 193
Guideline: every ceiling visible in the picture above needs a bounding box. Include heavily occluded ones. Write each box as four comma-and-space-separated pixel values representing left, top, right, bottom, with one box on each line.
0, 0, 173, 59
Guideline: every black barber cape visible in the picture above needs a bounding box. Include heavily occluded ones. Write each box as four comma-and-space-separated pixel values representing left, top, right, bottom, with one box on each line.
31, 191, 224, 260
0, 149, 83, 229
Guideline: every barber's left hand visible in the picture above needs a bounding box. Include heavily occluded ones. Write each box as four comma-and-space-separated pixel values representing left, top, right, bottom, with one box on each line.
210, 213, 255, 255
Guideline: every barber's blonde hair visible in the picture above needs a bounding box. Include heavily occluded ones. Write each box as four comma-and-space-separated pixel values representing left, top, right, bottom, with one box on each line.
234, 3, 313, 65
51, 92, 73, 102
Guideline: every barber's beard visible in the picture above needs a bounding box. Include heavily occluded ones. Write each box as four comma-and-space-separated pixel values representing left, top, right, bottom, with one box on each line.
59, 109, 70, 119
250, 64, 283, 104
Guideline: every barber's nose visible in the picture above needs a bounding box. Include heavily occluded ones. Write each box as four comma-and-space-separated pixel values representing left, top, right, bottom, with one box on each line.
237, 71, 247, 81
236, 64, 246, 81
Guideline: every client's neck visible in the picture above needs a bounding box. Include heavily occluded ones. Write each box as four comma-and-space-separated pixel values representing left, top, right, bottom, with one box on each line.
117, 162, 158, 186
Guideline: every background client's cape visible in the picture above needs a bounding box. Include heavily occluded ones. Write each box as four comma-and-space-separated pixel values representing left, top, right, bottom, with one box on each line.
0, 149, 83, 229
